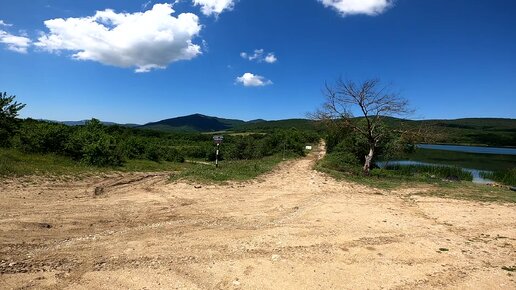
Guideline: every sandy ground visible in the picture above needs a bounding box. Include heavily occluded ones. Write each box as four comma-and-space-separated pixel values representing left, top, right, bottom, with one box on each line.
1, 145, 515, 290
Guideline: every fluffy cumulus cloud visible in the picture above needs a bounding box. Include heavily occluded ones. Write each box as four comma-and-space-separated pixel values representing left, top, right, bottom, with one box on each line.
192, 0, 236, 16
0, 20, 31, 53
240, 49, 277, 64
35, 3, 202, 72
318, 0, 393, 16
236, 72, 272, 87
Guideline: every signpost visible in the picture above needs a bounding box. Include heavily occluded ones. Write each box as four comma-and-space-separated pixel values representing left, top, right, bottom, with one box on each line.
213, 135, 224, 168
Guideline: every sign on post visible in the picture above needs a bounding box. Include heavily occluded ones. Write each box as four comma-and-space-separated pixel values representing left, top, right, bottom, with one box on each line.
212, 136, 224, 167
213, 135, 224, 144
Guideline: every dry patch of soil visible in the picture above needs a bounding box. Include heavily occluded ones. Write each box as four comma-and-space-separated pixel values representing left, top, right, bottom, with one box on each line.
1, 146, 515, 289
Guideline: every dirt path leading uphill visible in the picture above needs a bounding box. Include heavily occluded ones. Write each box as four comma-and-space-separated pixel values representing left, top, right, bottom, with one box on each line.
1, 145, 515, 289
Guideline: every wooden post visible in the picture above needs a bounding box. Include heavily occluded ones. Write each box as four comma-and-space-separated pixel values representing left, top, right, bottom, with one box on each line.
215, 143, 219, 168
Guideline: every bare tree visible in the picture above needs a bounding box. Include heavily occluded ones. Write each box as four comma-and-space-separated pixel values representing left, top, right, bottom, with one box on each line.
314, 78, 412, 174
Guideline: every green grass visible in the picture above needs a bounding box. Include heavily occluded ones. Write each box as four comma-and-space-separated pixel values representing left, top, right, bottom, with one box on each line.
384, 164, 473, 181
0, 148, 183, 177
316, 156, 426, 190
481, 168, 516, 186
0, 148, 96, 176
316, 154, 516, 203
0, 148, 291, 183
170, 153, 294, 183
316, 152, 469, 189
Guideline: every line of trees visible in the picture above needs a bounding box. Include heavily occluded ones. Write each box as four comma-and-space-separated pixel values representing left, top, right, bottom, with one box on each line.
1, 91, 319, 167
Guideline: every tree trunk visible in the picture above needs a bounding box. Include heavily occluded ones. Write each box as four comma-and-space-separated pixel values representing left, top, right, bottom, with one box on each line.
363, 147, 374, 175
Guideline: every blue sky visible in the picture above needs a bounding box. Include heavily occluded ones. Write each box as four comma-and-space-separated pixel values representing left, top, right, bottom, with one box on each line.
0, 0, 515, 123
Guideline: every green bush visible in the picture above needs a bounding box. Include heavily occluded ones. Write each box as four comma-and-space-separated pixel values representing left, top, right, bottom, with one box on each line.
6, 118, 315, 168
17, 120, 69, 154
66, 119, 124, 166
145, 143, 164, 162
163, 147, 185, 163
81, 134, 124, 166
180, 145, 210, 159
319, 151, 361, 174
121, 137, 148, 159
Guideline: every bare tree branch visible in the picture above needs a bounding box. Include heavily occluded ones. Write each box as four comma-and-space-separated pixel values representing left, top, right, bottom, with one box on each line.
313, 78, 413, 174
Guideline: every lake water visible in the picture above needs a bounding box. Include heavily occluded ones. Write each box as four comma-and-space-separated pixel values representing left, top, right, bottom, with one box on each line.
417, 144, 516, 155
378, 144, 516, 184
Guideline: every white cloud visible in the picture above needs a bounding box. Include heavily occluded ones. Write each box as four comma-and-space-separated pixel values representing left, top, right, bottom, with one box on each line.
192, 0, 236, 16
318, 0, 393, 16
0, 23, 31, 53
236, 72, 272, 87
264, 53, 277, 64
240, 49, 277, 64
0, 20, 13, 27
35, 3, 202, 72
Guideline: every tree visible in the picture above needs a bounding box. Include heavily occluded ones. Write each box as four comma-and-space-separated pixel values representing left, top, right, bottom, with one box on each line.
314, 78, 412, 174
0, 92, 26, 147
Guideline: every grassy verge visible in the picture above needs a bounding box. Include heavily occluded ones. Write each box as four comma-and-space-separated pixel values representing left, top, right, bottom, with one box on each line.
316, 153, 516, 203
416, 182, 516, 203
0, 148, 292, 183
315, 152, 461, 189
481, 168, 516, 186
169, 153, 295, 183
316, 161, 429, 190
0, 148, 183, 177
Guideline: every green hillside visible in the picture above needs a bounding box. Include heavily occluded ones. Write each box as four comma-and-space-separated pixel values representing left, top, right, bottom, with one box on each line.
416, 118, 516, 147
140, 114, 245, 132
136, 114, 515, 147
235, 119, 319, 131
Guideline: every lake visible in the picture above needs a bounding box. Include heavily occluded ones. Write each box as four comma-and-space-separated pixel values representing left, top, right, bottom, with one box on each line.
417, 144, 516, 155
378, 144, 516, 184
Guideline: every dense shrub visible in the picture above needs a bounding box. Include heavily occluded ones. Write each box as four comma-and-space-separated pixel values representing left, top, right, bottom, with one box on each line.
17, 120, 69, 154
6, 118, 317, 167
81, 134, 124, 166
65, 119, 124, 166
321, 151, 360, 173
121, 137, 148, 159
144, 143, 164, 162
163, 147, 185, 163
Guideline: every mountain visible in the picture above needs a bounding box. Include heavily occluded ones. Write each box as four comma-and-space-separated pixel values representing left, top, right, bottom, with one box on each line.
139, 114, 246, 132
43, 114, 515, 146
139, 114, 323, 132
246, 119, 267, 124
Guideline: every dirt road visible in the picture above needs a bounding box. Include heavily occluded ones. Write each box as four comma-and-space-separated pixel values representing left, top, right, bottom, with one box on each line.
1, 146, 515, 289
